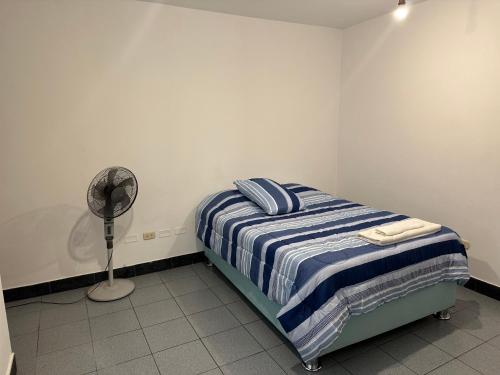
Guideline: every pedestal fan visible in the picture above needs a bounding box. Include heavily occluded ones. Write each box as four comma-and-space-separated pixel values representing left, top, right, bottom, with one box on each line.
86, 166, 138, 301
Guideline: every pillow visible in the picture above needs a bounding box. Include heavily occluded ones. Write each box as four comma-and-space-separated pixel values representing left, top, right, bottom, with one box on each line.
234, 178, 305, 215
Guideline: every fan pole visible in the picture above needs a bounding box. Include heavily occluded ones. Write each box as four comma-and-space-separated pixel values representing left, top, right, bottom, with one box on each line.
107, 246, 114, 287
105, 217, 115, 287
87, 218, 135, 301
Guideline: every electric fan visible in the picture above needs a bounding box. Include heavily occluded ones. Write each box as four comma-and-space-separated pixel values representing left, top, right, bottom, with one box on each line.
86, 166, 138, 301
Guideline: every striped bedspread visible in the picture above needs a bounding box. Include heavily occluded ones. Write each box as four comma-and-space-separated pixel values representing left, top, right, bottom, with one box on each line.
196, 184, 469, 362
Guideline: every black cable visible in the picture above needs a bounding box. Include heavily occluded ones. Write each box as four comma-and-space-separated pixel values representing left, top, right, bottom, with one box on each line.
6, 248, 114, 309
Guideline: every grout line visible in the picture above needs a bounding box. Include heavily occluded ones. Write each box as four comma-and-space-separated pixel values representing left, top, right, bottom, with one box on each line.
83, 300, 98, 374
129, 297, 163, 375
34, 310, 41, 374
181, 298, 222, 371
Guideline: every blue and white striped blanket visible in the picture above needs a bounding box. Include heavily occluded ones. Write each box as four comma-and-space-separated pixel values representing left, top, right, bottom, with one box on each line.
196, 184, 469, 361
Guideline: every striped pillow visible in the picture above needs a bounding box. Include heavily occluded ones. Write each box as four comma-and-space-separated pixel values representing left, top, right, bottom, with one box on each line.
234, 178, 305, 215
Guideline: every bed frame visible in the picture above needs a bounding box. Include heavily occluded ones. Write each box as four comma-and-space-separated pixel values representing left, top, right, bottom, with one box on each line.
204, 246, 455, 372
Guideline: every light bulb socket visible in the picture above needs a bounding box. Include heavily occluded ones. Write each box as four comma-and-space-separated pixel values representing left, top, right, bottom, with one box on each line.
398, 0, 406, 5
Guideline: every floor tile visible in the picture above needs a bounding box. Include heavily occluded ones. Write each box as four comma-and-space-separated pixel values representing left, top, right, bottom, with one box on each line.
165, 276, 208, 297
211, 284, 241, 304
10, 332, 38, 375
192, 262, 212, 274
7, 311, 39, 337
188, 306, 240, 338
487, 334, 500, 349
226, 301, 260, 324
459, 342, 500, 375
456, 287, 500, 317
94, 329, 151, 369
175, 289, 223, 315
90, 309, 140, 341
342, 347, 415, 375
154, 340, 217, 375
39, 302, 87, 329
86, 297, 132, 318
130, 284, 172, 307
201, 369, 223, 375
202, 326, 263, 366
158, 266, 197, 282
197, 270, 227, 288
41, 288, 87, 305
36, 343, 96, 375
285, 362, 350, 375
450, 308, 500, 341
131, 273, 163, 289
5, 297, 42, 316
380, 333, 452, 374
427, 360, 480, 375
143, 317, 198, 353
244, 320, 284, 349
97, 355, 159, 375
267, 344, 301, 371
221, 351, 285, 375
329, 339, 376, 363
413, 320, 483, 357
38, 319, 91, 355
134, 299, 184, 328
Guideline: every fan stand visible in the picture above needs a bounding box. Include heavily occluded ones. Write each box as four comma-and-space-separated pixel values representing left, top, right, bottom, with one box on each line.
87, 219, 135, 302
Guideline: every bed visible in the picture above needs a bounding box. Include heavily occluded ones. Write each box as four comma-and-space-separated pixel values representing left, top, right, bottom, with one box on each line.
196, 183, 469, 371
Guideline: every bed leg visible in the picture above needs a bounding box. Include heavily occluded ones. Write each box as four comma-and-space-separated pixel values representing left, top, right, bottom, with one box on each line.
433, 308, 451, 320
206, 261, 214, 267
302, 359, 322, 372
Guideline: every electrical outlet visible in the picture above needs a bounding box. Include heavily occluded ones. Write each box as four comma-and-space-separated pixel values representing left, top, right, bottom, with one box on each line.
174, 227, 186, 235
125, 234, 139, 243
159, 229, 172, 238
143, 231, 156, 240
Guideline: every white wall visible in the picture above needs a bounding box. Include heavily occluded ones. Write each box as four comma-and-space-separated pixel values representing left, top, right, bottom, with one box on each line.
0, 276, 13, 375
0, 0, 342, 289
339, 0, 500, 286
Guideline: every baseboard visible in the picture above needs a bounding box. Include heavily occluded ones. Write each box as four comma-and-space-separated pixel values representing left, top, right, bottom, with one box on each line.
3, 251, 206, 303
464, 277, 500, 301
6, 254, 497, 304
5, 353, 16, 375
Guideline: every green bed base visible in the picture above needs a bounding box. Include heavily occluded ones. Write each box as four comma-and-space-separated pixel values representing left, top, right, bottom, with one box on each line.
204, 247, 456, 357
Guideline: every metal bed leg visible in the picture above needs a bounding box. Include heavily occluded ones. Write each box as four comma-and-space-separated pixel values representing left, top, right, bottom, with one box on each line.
302, 358, 322, 372
207, 261, 214, 267
433, 308, 451, 320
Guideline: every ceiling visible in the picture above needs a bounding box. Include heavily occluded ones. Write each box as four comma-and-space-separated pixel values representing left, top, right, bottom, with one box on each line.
141, 0, 424, 29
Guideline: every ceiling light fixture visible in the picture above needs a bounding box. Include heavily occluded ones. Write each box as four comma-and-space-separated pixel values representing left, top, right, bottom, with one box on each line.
394, 0, 409, 21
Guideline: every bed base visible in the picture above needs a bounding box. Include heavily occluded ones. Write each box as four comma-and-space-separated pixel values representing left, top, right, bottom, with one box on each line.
204, 247, 456, 372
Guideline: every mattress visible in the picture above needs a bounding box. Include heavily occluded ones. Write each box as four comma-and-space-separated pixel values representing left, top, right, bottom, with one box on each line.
196, 184, 469, 361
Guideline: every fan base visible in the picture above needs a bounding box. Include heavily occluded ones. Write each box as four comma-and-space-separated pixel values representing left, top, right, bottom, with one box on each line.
87, 279, 135, 302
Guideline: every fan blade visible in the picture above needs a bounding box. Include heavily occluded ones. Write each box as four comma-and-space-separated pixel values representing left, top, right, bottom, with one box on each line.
117, 194, 131, 211
93, 180, 108, 200
115, 177, 135, 189
107, 168, 118, 185
110, 186, 127, 204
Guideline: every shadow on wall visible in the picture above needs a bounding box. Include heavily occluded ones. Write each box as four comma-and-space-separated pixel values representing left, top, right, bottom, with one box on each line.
169, 206, 200, 255
68, 208, 133, 267
0, 205, 132, 288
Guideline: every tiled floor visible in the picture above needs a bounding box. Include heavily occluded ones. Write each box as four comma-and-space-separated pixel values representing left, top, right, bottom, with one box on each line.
5, 263, 500, 375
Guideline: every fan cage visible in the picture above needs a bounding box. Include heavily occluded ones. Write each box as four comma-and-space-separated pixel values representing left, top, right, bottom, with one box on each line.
87, 166, 138, 219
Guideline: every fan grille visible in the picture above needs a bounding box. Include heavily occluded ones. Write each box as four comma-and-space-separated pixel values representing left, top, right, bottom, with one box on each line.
87, 167, 138, 219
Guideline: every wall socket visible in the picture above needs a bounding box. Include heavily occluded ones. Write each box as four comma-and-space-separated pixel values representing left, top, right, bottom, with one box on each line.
174, 227, 186, 235
158, 229, 172, 238
143, 232, 156, 240
125, 234, 139, 243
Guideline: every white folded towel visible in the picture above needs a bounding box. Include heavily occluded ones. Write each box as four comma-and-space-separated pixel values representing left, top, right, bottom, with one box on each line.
375, 218, 425, 236
358, 219, 442, 246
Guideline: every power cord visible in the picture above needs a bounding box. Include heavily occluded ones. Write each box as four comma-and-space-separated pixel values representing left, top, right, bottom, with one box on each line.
6, 249, 114, 309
